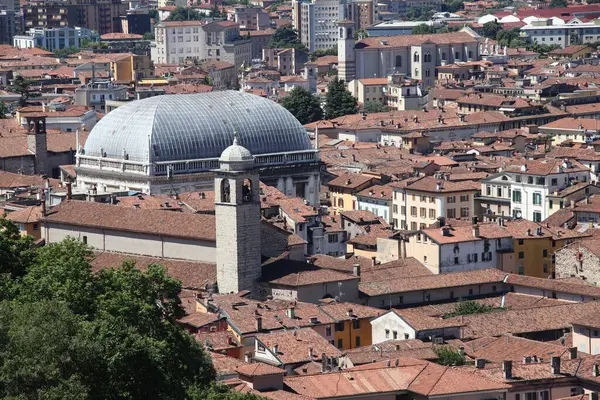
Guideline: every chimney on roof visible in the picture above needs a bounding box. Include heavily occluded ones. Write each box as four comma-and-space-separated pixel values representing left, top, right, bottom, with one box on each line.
287, 306, 296, 319
308, 347, 313, 358
502, 360, 513, 379
255, 316, 263, 332
551, 356, 561, 375
371, 256, 376, 267
353, 264, 361, 277
66, 181, 72, 200
245, 352, 252, 363
321, 353, 327, 372
527, 228, 532, 236
459, 114, 465, 123
436, 181, 442, 191
593, 364, 599, 377
475, 358, 486, 369
473, 224, 480, 238
498, 217, 504, 227
273, 343, 279, 354
569, 347, 578, 359
523, 356, 531, 364
346, 308, 353, 317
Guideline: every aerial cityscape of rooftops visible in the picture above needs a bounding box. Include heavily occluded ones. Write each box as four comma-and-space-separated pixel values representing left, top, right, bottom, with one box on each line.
11, 0, 600, 397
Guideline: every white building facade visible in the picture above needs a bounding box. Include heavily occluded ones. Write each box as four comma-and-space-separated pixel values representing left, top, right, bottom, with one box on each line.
13, 27, 97, 51
300, 0, 347, 51
152, 20, 251, 66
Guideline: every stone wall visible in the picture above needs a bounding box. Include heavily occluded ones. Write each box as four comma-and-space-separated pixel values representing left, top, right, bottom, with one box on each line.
555, 246, 600, 286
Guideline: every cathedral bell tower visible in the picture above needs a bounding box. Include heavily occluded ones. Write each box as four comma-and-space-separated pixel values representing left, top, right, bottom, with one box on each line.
338, 19, 356, 83
214, 133, 262, 294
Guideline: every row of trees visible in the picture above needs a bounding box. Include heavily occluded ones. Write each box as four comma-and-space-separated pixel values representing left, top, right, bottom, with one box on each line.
480, 21, 561, 53
281, 77, 358, 124
0, 218, 263, 400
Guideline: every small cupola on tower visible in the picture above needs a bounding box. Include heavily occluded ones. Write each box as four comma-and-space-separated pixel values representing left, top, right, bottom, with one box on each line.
214, 131, 262, 295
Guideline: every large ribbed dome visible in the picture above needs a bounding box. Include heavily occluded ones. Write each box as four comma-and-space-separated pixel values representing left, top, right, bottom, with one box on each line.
83, 91, 312, 163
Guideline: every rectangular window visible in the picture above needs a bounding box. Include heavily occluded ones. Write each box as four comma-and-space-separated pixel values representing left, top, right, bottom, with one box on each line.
533, 193, 542, 205
82, 236, 88, 244
460, 194, 469, 202
411, 206, 417, 217
528, 176, 534, 184
447, 208, 456, 218
398, 296, 404, 304
326, 326, 332, 336
337, 338, 343, 348
460, 207, 469, 218
429, 209, 436, 219
519, 252, 525, 259
355, 336, 361, 347
551, 178, 557, 186
543, 249, 548, 257
497, 187, 502, 197
353, 319, 360, 329
518, 239, 524, 245
393, 331, 398, 340
420, 207, 426, 218
447, 196, 456, 203
385, 329, 389, 339
401, 206, 406, 215
513, 191, 522, 203
533, 211, 542, 222
335, 322, 345, 332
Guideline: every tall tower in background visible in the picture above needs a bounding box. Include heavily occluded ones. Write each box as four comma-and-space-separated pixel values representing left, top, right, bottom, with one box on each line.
338, 19, 355, 82
214, 134, 262, 295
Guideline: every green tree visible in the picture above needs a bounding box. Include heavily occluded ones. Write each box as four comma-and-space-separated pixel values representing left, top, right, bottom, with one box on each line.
189, 384, 267, 400
281, 86, 323, 124
0, 101, 9, 118
481, 21, 502, 39
444, 299, 495, 318
412, 24, 437, 34
549, 0, 567, 7
311, 47, 337, 58
144, 31, 155, 40
0, 217, 34, 280
433, 346, 466, 366
0, 233, 218, 400
354, 28, 368, 40
324, 77, 357, 119
9, 75, 37, 107
54, 45, 80, 58
445, 0, 464, 12
363, 100, 388, 113
149, 8, 158, 19
267, 25, 306, 50
166, 6, 202, 21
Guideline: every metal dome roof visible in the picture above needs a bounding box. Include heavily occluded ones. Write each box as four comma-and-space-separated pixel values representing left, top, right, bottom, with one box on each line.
83, 91, 312, 163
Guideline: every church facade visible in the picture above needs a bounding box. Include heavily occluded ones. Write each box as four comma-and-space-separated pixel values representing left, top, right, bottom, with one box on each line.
338, 25, 481, 87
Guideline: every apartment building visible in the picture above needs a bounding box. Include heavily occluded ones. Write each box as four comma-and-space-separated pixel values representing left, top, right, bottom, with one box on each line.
22, 0, 128, 35
13, 26, 96, 51
405, 221, 514, 274
299, 0, 345, 51
479, 159, 590, 222
327, 173, 380, 215
153, 20, 251, 66
391, 176, 479, 231
520, 19, 600, 49
355, 184, 393, 224
233, 6, 270, 31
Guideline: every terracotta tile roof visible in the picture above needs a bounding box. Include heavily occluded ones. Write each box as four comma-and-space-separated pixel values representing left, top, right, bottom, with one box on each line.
100, 33, 144, 40
178, 191, 215, 213
356, 184, 393, 201
44, 200, 216, 242
356, 31, 477, 50
256, 327, 342, 365
327, 173, 377, 190
422, 222, 511, 245
0, 171, 59, 189
210, 352, 246, 377
404, 176, 479, 194
453, 334, 586, 363
5, 205, 42, 224
318, 302, 381, 321
237, 363, 285, 376
90, 251, 216, 289
195, 331, 239, 351
456, 301, 600, 339
541, 117, 600, 131
340, 209, 382, 223
261, 259, 358, 287
506, 274, 600, 299
360, 268, 506, 297
179, 312, 222, 328
348, 225, 394, 246
285, 358, 509, 398
115, 194, 183, 211
212, 296, 335, 335
358, 78, 388, 86
457, 93, 537, 109
160, 20, 205, 27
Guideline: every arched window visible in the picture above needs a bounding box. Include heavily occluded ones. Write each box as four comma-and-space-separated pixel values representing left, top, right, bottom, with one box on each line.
425, 52, 431, 63
425, 69, 430, 77
414, 68, 419, 77
395, 55, 402, 67
413, 52, 419, 62
339, 28, 344, 38
221, 179, 230, 203
242, 179, 253, 203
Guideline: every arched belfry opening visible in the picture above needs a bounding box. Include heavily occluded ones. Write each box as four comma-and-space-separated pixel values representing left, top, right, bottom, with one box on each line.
221, 179, 231, 203
242, 179, 253, 203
